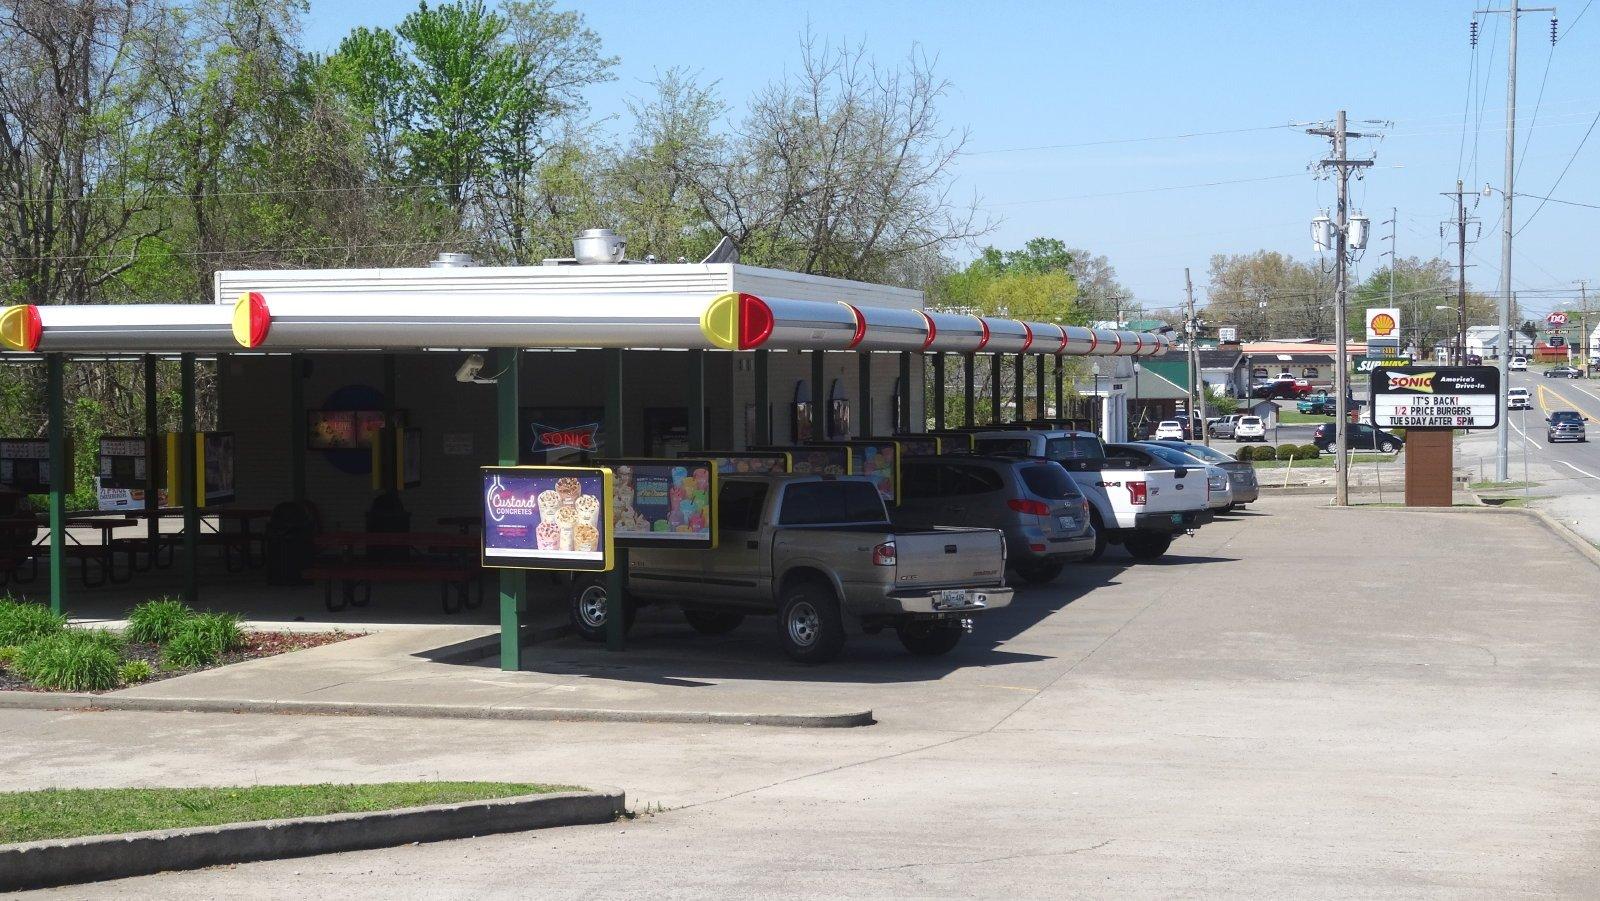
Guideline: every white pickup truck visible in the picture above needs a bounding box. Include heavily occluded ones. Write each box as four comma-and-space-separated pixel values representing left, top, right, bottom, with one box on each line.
971, 429, 1211, 560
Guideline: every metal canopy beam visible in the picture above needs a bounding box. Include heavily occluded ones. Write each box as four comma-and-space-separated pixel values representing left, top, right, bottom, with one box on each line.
603, 349, 628, 652
963, 355, 976, 428
858, 352, 872, 437
46, 355, 65, 615
497, 347, 523, 671
180, 353, 198, 606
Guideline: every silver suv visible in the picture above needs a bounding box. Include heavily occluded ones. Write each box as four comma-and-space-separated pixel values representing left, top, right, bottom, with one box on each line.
895, 455, 1096, 584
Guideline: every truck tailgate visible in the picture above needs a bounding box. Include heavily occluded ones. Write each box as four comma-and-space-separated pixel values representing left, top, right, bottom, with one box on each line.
891, 528, 1006, 588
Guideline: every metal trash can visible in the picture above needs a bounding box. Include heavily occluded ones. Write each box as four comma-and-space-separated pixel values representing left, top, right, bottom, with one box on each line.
264, 501, 317, 585
364, 491, 411, 563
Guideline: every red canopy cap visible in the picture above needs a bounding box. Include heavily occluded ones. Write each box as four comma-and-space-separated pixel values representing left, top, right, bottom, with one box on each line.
231, 292, 271, 348
0, 305, 43, 352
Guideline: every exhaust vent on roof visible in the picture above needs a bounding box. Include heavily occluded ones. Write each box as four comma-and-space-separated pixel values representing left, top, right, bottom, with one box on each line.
573, 228, 627, 265
429, 252, 478, 268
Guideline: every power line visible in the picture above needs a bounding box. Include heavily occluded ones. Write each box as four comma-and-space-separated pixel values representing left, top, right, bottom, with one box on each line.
1516, 106, 1600, 233
960, 123, 1298, 155
1516, 189, 1600, 209
982, 172, 1306, 207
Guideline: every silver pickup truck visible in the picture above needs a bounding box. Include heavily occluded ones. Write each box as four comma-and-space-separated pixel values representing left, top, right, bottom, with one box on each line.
568, 474, 1013, 663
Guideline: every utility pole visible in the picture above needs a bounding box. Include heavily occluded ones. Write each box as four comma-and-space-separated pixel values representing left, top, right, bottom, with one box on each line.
1185, 268, 1208, 444
1309, 110, 1375, 507
1578, 279, 1591, 370
1477, 2, 1556, 481
1442, 180, 1475, 366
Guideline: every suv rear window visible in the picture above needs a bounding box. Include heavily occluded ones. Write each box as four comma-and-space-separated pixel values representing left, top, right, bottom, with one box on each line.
779, 480, 888, 526
1044, 436, 1105, 461
975, 438, 1032, 456
1019, 464, 1080, 499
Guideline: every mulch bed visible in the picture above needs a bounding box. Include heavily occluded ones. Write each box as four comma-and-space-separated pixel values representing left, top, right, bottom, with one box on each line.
0, 630, 364, 694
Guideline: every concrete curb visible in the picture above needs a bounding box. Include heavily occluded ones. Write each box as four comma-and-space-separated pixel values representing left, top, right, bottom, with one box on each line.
0, 787, 624, 892
0, 691, 876, 728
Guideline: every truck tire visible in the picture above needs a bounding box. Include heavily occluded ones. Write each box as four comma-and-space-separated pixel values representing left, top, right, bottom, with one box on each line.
683, 608, 744, 635
568, 575, 635, 643
1086, 510, 1108, 562
778, 580, 846, 664
1015, 560, 1065, 584
896, 621, 964, 656
1124, 532, 1173, 561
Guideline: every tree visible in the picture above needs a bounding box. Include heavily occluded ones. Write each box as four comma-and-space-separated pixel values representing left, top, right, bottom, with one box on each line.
1204, 251, 1332, 341
1349, 257, 1496, 355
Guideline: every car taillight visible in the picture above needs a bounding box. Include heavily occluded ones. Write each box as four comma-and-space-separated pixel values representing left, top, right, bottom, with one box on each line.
1079, 498, 1090, 517
872, 541, 896, 566
1006, 498, 1050, 516
1126, 481, 1147, 505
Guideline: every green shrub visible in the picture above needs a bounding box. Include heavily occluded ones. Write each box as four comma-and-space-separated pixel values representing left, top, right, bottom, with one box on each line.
0, 645, 17, 669
1252, 445, 1277, 461
160, 629, 220, 669
118, 659, 154, 685
188, 613, 243, 655
1234, 445, 1254, 462
14, 632, 121, 691
1294, 444, 1320, 461
0, 599, 67, 646
1277, 444, 1301, 460
125, 598, 195, 645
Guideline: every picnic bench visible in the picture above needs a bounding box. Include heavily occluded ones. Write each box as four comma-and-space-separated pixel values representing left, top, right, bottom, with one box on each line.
305, 531, 482, 614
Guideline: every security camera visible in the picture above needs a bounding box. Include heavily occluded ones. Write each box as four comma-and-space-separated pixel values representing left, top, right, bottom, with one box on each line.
455, 353, 487, 384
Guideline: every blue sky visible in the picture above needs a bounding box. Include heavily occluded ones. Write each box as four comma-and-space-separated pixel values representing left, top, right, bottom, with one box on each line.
302, 1, 1600, 320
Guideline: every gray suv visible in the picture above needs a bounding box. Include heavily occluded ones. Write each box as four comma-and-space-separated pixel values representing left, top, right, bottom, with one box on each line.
895, 455, 1096, 584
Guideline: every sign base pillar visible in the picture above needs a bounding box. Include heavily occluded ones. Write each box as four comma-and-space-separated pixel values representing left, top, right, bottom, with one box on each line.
1404, 428, 1454, 507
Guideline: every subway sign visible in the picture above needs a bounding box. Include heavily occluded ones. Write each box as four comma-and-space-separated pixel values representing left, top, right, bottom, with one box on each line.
1370, 366, 1500, 430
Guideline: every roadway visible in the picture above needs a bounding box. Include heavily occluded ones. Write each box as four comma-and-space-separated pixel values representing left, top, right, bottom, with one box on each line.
1465, 369, 1600, 495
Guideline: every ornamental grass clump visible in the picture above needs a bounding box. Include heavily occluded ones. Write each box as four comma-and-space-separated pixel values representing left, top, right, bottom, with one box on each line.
0, 599, 66, 646
124, 598, 195, 644
161, 613, 243, 669
117, 659, 154, 685
15, 631, 121, 692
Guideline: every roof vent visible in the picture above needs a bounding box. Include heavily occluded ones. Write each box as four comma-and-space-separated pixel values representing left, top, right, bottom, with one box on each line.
429, 252, 478, 268
573, 228, 627, 265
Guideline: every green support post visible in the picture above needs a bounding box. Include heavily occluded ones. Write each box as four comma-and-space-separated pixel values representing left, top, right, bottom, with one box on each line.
142, 356, 159, 559
963, 354, 976, 427
603, 349, 628, 651
898, 351, 913, 432
381, 354, 397, 491
932, 353, 946, 431
1035, 355, 1046, 422
1054, 357, 1065, 422
687, 349, 705, 451
810, 350, 825, 440
858, 352, 872, 437
46, 355, 65, 615
289, 355, 306, 503
990, 353, 1003, 424
1013, 353, 1026, 422
496, 348, 524, 670
753, 350, 770, 446
180, 353, 198, 606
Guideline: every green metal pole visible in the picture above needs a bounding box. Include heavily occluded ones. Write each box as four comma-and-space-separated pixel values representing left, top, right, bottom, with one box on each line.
1013, 353, 1026, 422
497, 348, 524, 671
289, 355, 306, 503
142, 356, 159, 553
753, 350, 770, 447
963, 354, 976, 427
180, 353, 198, 606
1054, 357, 1064, 421
810, 350, 825, 440
858, 352, 873, 437
932, 353, 946, 431
46, 355, 65, 616
381, 354, 397, 491
990, 353, 1003, 424
687, 349, 705, 451
1035, 355, 1046, 422
603, 349, 627, 651
898, 351, 913, 432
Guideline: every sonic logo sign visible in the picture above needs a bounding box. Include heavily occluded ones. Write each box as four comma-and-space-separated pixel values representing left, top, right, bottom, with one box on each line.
1370, 366, 1500, 430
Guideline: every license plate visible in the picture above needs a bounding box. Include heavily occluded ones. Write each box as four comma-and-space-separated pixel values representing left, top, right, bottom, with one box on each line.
935, 589, 969, 609
1056, 515, 1075, 530
1170, 514, 1183, 524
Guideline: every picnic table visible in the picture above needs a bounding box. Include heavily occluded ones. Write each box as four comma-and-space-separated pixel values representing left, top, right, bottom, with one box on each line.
113, 507, 273, 572
306, 531, 482, 614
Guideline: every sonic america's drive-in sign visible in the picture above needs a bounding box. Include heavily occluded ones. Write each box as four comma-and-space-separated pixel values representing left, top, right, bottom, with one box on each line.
1370, 366, 1500, 430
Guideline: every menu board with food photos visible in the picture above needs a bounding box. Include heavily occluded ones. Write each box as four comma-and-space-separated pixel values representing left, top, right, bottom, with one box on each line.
683, 450, 791, 476
925, 431, 976, 453
99, 436, 153, 490
756, 445, 850, 477
481, 466, 613, 571
818, 441, 900, 504
598, 458, 719, 549
0, 439, 65, 494
887, 435, 941, 457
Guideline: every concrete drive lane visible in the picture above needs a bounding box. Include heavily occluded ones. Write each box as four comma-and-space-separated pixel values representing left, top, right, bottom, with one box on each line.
5, 497, 1600, 898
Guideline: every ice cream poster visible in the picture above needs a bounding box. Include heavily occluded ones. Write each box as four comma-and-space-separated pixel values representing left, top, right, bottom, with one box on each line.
683, 451, 790, 476
841, 442, 899, 504
480, 466, 614, 571
758, 446, 849, 477
600, 458, 719, 549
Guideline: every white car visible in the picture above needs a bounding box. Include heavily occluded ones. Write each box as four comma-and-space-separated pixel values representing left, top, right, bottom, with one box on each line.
1234, 415, 1266, 442
1154, 420, 1184, 440
1507, 388, 1531, 410
1510, 356, 1528, 371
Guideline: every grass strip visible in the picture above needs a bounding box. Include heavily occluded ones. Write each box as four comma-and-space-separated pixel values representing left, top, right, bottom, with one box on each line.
1250, 453, 1394, 469
0, 782, 579, 844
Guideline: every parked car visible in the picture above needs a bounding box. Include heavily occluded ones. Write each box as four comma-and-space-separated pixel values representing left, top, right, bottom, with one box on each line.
1206, 414, 1240, 439
1146, 440, 1259, 508
1124, 442, 1232, 511
1507, 387, 1531, 410
1234, 415, 1267, 441
571, 474, 1013, 663
895, 455, 1094, 585
1312, 422, 1405, 453
971, 429, 1211, 561
1466, 354, 1483, 365
1296, 391, 1339, 415
1509, 356, 1528, 371
1547, 410, 1587, 443
1544, 366, 1583, 379
1251, 378, 1314, 399
1154, 420, 1185, 440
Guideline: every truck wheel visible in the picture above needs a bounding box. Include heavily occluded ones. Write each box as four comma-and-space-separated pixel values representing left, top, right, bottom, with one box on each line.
896, 621, 963, 656
1086, 511, 1108, 562
1124, 533, 1173, 561
568, 576, 635, 643
683, 608, 744, 635
778, 580, 846, 664
1015, 560, 1065, 584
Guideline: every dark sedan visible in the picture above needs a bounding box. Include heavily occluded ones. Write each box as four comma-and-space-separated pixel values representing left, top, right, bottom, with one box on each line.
1312, 422, 1405, 453
1544, 366, 1584, 379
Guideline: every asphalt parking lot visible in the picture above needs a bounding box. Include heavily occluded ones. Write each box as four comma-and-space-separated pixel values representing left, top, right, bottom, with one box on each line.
5, 496, 1599, 898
